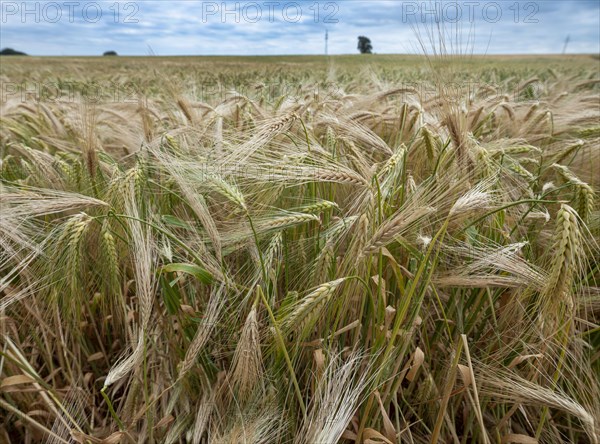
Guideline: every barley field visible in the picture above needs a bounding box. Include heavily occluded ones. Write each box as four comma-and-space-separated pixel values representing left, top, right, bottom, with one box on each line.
1, 54, 599, 443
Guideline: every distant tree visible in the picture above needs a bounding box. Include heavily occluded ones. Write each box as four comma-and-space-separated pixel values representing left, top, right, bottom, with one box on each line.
0, 48, 27, 56
103, 51, 118, 56
357, 36, 373, 54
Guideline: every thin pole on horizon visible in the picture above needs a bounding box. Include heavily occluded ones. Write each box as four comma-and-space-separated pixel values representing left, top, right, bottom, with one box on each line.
325, 29, 328, 56
562, 35, 570, 55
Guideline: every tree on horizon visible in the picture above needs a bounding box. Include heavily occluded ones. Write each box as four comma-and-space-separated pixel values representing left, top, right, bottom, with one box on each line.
357, 36, 373, 54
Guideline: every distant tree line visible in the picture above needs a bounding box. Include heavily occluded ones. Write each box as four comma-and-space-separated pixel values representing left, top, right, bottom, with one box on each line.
0, 48, 120, 56
0, 48, 27, 56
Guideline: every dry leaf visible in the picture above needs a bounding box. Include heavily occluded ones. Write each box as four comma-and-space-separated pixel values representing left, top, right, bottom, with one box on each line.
341, 429, 358, 441
374, 391, 397, 444
457, 364, 472, 387
87, 352, 104, 362
501, 434, 538, 443
154, 414, 174, 429
180, 304, 195, 315
1, 374, 35, 390
406, 347, 424, 382
84, 372, 94, 386
100, 432, 126, 444
313, 349, 325, 380
71, 431, 99, 443
363, 428, 394, 444
71, 430, 125, 444
384, 306, 396, 329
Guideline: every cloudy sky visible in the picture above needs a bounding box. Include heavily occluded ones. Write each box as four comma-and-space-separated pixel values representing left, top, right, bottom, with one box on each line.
1, 1, 599, 55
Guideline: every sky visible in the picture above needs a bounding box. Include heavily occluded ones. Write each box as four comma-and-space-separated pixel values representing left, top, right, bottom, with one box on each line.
1, 1, 599, 55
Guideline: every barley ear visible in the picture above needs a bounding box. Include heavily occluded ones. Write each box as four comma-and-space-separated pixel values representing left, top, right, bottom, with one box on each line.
541, 205, 583, 325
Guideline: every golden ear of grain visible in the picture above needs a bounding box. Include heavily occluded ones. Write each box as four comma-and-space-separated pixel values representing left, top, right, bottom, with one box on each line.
352, 213, 370, 260
100, 221, 125, 324
104, 336, 144, 388
378, 145, 406, 178
298, 199, 338, 214
177, 98, 195, 123
312, 240, 335, 285
553, 164, 595, 222
295, 353, 373, 444
192, 390, 216, 444
208, 176, 247, 210
326, 126, 337, 154
363, 207, 435, 254
576, 185, 595, 223
314, 170, 369, 187
541, 205, 583, 320
179, 286, 225, 378
101, 223, 119, 282
285, 278, 346, 335
63, 213, 91, 297
261, 213, 319, 230
421, 127, 437, 162
230, 306, 263, 399
263, 231, 282, 272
